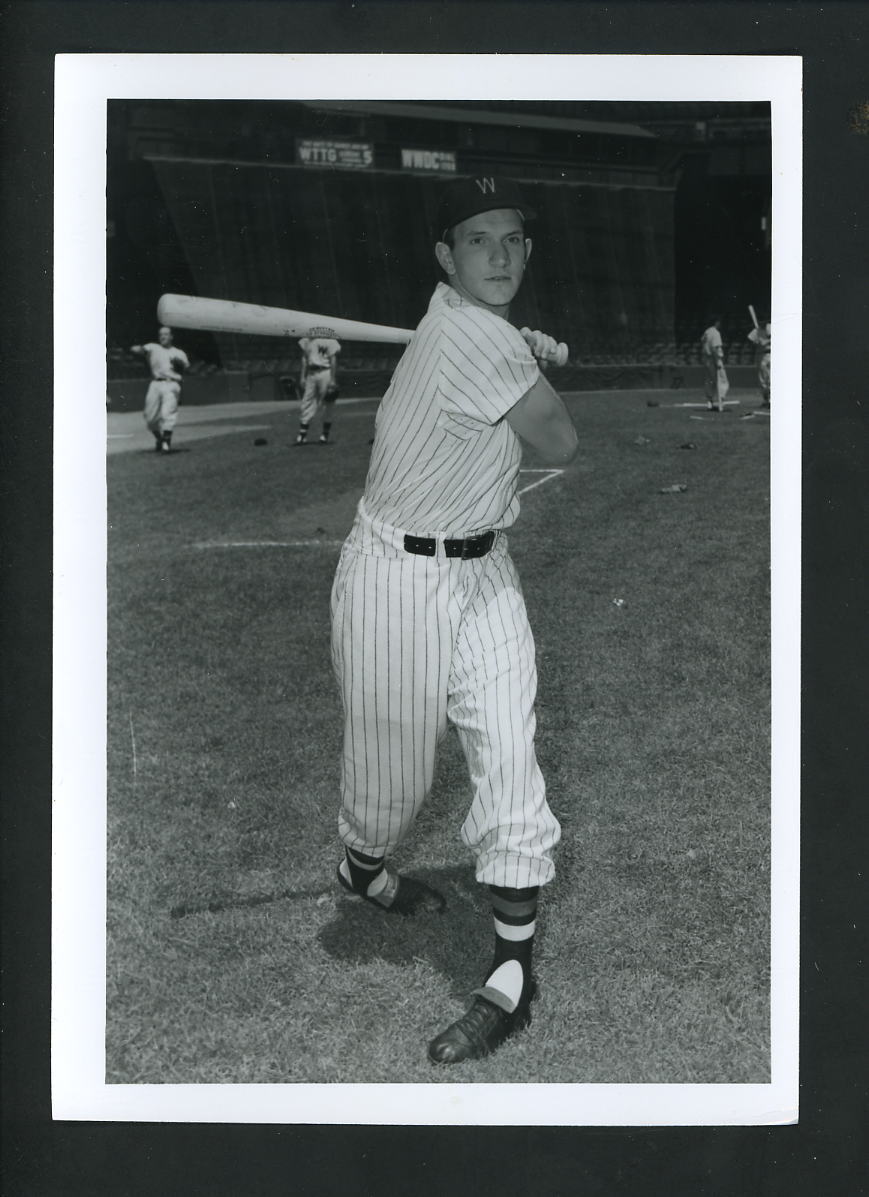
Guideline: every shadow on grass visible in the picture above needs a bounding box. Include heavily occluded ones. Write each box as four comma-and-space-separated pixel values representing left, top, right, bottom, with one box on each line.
317, 864, 492, 998
169, 883, 330, 919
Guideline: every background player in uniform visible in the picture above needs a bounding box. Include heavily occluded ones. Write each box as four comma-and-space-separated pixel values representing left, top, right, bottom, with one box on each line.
329, 176, 578, 1065
294, 331, 341, 444
131, 325, 189, 452
747, 315, 771, 409
699, 316, 727, 414
700, 316, 729, 413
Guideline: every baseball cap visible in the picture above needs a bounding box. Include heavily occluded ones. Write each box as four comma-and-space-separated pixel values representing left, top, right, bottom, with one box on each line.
437, 175, 536, 239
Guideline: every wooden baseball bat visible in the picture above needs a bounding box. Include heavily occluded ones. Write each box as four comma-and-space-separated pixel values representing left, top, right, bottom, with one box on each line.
158, 294, 571, 366
157, 293, 416, 345
748, 304, 759, 329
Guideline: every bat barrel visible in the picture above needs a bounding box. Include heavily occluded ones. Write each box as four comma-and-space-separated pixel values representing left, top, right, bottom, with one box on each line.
156, 294, 415, 345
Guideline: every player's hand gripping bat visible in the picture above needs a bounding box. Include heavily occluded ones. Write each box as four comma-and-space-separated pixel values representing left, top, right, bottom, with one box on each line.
519, 327, 569, 367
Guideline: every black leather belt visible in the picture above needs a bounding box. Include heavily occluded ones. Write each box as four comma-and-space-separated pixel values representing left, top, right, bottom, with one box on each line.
403, 530, 496, 559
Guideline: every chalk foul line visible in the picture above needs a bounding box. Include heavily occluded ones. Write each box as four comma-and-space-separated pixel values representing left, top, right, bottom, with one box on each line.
517, 468, 564, 496
196, 473, 563, 550
194, 538, 344, 550
666, 400, 741, 409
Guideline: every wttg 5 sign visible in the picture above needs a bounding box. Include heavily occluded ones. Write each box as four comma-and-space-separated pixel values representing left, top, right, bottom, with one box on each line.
296, 140, 374, 168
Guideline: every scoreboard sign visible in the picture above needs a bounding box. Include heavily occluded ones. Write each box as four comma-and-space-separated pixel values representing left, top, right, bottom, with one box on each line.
296, 139, 374, 168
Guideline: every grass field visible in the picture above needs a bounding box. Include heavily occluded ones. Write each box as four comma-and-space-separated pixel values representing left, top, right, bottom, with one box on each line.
105, 387, 771, 1086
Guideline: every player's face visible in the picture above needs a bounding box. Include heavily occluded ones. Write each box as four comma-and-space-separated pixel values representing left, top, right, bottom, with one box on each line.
158, 327, 173, 347
436, 209, 531, 315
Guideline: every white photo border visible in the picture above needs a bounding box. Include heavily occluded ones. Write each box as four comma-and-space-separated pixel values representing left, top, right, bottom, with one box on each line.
53, 52, 801, 1126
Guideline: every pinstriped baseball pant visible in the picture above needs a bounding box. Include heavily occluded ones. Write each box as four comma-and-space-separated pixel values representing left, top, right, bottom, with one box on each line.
300, 369, 335, 426
143, 379, 180, 434
330, 506, 560, 888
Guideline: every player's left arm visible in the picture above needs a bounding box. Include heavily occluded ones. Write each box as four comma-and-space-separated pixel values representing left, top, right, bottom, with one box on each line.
503, 373, 578, 466
298, 342, 309, 385
328, 339, 341, 384
166, 351, 187, 383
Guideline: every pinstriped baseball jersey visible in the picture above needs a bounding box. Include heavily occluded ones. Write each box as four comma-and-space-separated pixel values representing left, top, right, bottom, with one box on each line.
299, 336, 341, 369
363, 283, 539, 537
140, 342, 189, 381
330, 281, 561, 889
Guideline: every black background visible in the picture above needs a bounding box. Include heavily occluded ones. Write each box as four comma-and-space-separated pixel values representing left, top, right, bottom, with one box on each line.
2, 2, 867, 1193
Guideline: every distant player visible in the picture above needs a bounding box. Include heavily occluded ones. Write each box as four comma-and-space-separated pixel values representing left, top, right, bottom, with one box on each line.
700, 317, 728, 413
294, 331, 341, 444
131, 326, 189, 453
329, 176, 577, 1065
747, 316, 771, 409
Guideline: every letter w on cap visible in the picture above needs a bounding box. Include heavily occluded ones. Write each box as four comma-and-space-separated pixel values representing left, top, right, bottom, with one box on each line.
475, 177, 496, 194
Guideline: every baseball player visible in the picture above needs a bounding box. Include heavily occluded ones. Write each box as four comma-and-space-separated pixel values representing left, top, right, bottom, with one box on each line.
330, 176, 578, 1065
700, 317, 728, 412
294, 331, 341, 444
131, 325, 189, 452
747, 317, 771, 408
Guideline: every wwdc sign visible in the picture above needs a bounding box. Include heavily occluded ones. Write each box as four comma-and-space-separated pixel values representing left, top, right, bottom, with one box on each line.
400, 148, 457, 172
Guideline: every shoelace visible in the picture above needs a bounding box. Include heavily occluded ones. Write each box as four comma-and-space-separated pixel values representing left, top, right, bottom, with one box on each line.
452, 998, 508, 1051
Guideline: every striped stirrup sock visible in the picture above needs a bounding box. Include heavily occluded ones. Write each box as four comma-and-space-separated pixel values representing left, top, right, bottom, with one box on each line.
339, 847, 389, 900
473, 884, 539, 1014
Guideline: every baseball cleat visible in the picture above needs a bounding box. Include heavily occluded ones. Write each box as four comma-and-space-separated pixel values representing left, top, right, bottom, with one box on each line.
336, 865, 446, 916
427, 980, 538, 1065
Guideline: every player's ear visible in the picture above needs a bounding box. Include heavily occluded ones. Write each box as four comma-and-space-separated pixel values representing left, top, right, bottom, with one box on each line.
435, 241, 456, 275
524, 237, 533, 265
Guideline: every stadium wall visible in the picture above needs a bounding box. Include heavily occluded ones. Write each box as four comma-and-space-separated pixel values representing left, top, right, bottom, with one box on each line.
106, 371, 250, 410
106, 363, 760, 413
148, 160, 677, 369
108, 101, 770, 376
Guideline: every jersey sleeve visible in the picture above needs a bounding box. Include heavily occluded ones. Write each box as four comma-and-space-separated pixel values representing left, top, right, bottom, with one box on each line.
173, 349, 190, 369
439, 308, 539, 425
326, 338, 341, 356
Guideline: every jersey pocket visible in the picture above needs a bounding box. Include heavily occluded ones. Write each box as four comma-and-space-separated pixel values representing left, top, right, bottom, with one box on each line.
435, 408, 483, 442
